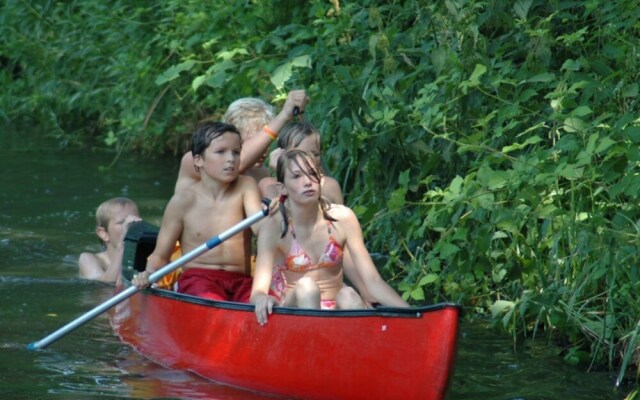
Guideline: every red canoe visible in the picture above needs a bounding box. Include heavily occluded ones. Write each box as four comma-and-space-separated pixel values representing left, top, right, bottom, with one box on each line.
111, 222, 460, 400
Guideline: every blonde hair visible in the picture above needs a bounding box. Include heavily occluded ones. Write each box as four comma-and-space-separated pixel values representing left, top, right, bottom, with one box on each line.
95, 197, 138, 230
223, 98, 275, 139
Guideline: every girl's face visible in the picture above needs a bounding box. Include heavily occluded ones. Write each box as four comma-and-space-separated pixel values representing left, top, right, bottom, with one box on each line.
294, 135, 321, 166
283, 156, 322, 204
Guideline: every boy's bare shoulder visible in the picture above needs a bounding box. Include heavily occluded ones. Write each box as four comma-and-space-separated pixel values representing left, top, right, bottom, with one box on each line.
236, 174, 260, 190
167, 185, 198, 208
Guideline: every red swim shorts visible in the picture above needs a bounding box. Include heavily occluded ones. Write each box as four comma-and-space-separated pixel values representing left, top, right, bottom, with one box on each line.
177, 268, 253, 303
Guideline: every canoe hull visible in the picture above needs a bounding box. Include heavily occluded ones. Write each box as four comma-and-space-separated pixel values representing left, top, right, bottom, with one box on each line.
112, 221, 460, 399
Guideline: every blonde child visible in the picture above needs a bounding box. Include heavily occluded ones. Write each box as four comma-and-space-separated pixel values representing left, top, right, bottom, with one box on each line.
174, 90, 308, 192
251, 149, 409, 325
78, 197, 141, 283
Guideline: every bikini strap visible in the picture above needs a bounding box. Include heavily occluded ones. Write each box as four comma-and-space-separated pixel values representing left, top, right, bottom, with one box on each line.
289, 218, 296, 239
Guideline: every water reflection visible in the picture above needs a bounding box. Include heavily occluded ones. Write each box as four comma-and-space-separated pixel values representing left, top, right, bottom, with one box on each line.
449, 320, 628, 400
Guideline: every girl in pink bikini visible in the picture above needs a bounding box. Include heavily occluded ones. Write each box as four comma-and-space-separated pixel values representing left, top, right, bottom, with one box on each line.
250, 149, 409, 325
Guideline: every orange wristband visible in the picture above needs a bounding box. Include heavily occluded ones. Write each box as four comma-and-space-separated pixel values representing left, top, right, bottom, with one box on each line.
263, 125, 277, 141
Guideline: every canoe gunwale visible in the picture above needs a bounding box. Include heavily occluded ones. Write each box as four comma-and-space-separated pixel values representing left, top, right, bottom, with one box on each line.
132, 284, 461, 319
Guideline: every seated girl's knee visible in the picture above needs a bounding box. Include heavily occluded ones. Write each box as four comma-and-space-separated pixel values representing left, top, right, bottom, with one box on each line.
295, 276, 320, 293
336, 286, 364, 309
294, 277, 321, 308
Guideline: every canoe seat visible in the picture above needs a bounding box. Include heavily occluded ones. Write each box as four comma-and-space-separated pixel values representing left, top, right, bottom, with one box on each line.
123, 221, 182, 290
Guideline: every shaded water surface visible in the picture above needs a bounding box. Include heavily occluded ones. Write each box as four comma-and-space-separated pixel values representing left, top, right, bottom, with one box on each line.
0, 128, 629, 399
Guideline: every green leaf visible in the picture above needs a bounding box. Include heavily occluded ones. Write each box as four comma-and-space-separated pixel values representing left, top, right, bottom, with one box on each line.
490, 300, 515, 318
270, 55, 312, 90
561, 59, 582, 71
410, 287, 425, 301
527, 72, 555, 83
492, 268, 507, 283
594, 137, 616, 154
513, 0, 533, 19
192, 75, 206, 91
204, 70, 229, 89
155, 60, 196, 85
557, 164, 583, 179
501, 135, 542, 153
622, 126, 640, 143
398, 169, 410, 186
104, 131, 117, 146
418, 274, 439, 286
571, 105, 592, 117
563, 117, 589, 133
468, 64, 487, 87
387, 187, 406, 211
436, 242, 461, 259
216, 48, 248, 61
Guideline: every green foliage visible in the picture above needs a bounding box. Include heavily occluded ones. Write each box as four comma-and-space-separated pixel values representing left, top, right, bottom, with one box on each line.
3, 0, 640, 387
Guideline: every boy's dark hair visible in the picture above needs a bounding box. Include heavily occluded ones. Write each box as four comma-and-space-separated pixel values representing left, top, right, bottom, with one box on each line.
191, 121, 242, 157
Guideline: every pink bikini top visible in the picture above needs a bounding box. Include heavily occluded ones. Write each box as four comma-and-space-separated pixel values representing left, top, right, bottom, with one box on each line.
281, 220, 343, 273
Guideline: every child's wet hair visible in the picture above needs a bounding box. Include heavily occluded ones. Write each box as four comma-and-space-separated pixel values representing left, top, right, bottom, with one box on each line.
277, 121, 322, 153
95, 197, 139, 247
276, 148, 322, 185
96, 197, 138, 230
191, 122, 242, 158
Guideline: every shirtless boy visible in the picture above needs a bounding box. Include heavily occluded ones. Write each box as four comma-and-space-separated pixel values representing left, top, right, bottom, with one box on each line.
132, 122, 265, 301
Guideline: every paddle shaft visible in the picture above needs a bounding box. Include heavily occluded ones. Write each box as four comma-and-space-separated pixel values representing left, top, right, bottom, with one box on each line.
27, 206, 269, 350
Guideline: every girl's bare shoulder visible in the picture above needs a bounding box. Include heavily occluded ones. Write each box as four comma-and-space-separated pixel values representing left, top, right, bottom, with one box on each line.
327, 203, 357, 220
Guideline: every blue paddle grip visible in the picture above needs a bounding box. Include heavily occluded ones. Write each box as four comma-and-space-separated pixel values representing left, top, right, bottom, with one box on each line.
206, 237, 222, 249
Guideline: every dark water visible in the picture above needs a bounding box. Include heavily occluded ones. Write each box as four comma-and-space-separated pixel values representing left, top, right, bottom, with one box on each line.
0, 128, 630, 400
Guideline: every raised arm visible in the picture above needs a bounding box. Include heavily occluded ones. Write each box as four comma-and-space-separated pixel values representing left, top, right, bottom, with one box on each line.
175, 152, 199, 193
174, 90, 309, 193
238, 90, 308, 174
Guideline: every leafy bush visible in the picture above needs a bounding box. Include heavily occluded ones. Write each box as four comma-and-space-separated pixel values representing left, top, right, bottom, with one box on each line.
3, 0, 640, 385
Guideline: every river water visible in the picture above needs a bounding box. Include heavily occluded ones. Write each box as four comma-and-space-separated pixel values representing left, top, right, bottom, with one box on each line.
0, 127, 630, 399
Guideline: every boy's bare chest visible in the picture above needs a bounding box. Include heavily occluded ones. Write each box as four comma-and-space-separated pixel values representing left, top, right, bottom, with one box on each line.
183, 197, 245, 236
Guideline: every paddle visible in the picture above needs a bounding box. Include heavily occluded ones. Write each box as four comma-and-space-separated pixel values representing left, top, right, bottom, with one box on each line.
27, 201, 271, 350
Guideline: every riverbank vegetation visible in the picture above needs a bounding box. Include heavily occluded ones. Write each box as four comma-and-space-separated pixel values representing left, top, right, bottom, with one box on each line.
2, 0, 639, 389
